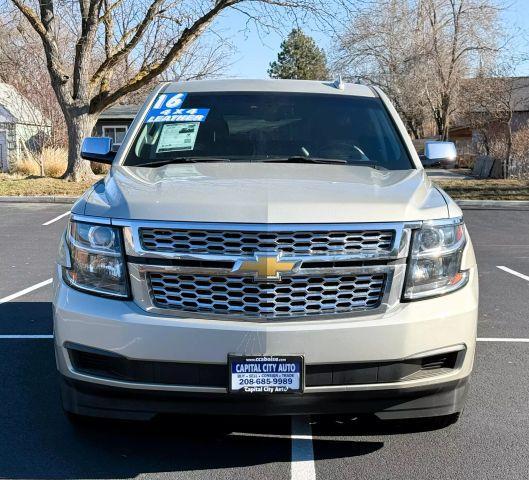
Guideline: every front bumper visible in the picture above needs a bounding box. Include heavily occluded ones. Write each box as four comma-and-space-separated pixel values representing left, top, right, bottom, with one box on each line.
53, 267, 478, 419
61, 375, 469, 420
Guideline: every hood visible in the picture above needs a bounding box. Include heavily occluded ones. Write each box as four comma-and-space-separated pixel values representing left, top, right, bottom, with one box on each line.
79, 163, 449, 223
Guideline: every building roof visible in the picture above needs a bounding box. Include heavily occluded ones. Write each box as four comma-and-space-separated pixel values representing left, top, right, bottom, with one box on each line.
449, 76, 529, 131
461, 76, 529, 112
0, 83, 49, 126
164, 78, 376, 97
99, 103, 141, 120
506, 77, 529, 111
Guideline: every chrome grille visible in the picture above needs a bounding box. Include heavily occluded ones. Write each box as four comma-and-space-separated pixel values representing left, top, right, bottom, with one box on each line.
139, 228, 394, 256
148, 272, 386, 317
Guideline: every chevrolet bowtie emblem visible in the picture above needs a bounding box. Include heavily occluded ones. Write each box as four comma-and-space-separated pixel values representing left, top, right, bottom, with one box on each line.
234, 254, 299, 280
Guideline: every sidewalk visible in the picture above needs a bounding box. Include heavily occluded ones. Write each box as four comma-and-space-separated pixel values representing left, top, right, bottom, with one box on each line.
0, 195, 77, 204
426, 168, 474, 180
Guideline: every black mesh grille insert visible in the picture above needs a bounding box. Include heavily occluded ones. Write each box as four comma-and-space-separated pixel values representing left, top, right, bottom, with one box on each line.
68, 345, 462, 388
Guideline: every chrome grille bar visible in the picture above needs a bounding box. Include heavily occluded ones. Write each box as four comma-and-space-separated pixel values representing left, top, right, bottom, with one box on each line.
119, 221, 413, 262
139, 228, 394, 256
149, 272, 387, 317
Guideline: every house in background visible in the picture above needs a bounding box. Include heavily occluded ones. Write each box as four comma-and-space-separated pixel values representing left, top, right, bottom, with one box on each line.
94, 104, 140, 150
448, 76, 529, 167
0, 83, 51, 172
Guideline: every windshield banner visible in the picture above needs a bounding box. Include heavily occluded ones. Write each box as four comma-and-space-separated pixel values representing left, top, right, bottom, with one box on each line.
145, 93, 210, 123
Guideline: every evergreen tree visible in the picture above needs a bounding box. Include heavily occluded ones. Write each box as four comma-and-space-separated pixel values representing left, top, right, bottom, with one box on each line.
268, 29, 329, 80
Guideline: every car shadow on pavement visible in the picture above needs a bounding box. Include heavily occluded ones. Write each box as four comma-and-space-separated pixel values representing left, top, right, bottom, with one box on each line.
311, 415, 453, 436
0, 329, 384, 479
0, 301, 53, 334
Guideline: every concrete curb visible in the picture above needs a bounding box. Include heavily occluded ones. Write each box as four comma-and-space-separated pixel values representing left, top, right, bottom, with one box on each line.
0, 196, 77, 204
456, 200, 529, 209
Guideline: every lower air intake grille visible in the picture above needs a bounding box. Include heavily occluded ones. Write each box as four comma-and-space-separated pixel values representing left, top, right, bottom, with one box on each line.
148, 272, 386, 318
67, 346, 463, 387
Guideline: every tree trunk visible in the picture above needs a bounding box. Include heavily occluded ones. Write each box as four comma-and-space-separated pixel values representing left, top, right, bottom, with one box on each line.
439, 109, 449, 141
504, 122, 513, 179
433, 110, 444, 140
62, 112, 97, 182
404, 116, 421, 140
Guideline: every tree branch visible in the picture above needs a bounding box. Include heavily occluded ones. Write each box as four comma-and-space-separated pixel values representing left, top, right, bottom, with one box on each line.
90, 0, 165, 89
10, 0, 71, 105
73, 0, 104, 99
90, 0, 241, 113
11, 0, 47, 38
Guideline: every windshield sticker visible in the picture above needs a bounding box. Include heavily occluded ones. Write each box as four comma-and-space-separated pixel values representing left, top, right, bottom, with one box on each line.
156, 122, 200, 153
145, 92, 210, 123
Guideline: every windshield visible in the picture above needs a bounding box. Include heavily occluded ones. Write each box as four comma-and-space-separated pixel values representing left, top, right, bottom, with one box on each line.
123, 92, 413, 169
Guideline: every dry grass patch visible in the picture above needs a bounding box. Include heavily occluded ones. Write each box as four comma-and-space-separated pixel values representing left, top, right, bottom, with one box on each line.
14, 147, 68, 178
436, 178, 529, 200
42, 147, 68, 177
0, 173, 97, 196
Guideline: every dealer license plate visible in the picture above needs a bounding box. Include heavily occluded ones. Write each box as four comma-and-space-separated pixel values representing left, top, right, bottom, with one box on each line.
228, 355, 304, 394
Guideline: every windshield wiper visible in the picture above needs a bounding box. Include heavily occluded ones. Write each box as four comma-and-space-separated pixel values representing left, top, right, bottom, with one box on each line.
258, 156, 348, 165
258, 156, 387, 168
133, 157, 231, 168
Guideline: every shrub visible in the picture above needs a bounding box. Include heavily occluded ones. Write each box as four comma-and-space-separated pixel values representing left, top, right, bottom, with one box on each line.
14, 147, 68, 178
511, 127, 529, 179
90, 161, 111, 175
15, 147, 113, 178
42, 147, 68, 177
15, 158, 41, 176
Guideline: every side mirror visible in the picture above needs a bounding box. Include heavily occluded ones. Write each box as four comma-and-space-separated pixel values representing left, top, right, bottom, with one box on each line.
423, 141, 457, 169
80, 137, 116, 164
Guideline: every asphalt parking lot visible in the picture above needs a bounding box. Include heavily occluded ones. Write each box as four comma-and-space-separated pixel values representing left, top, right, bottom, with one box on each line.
0, 202, 528, 480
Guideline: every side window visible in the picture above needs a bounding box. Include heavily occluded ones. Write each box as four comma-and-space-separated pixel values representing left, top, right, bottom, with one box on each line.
102, 126, 128, 148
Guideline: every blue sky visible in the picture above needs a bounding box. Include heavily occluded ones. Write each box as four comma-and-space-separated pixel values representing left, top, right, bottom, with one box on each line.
218, 0, 529, 79
218, 8, 329, 79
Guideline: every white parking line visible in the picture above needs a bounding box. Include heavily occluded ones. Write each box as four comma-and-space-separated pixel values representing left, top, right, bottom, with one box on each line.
0, 278, 53, 305
477, 338, 529, 343
497, 266, 529, 282
291, 416, 316, 480
42, 211, 70, 226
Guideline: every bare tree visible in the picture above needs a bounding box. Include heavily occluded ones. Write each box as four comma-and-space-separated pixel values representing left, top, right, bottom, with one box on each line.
0, 12, 236, 158
123, 36, 235, 106
419, 0, 501, 140
460, 62, 529, 178
333, 0, 430, 139
6, 0, 342, 181
333, 0, 502, 140
0, 15, 67, 148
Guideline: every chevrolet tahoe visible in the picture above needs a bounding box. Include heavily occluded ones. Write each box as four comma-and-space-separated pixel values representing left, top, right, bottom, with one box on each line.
53, 79, 478, 426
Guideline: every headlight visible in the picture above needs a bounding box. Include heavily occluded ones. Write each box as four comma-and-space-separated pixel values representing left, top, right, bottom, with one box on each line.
404, 219, 468, 300
60, 220, 129, 298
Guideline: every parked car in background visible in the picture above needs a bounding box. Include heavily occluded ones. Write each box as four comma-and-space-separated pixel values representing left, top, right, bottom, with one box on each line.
53, 79, 478, 428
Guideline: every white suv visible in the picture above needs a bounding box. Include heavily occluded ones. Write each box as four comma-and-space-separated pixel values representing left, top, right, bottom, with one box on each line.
53, 79, 478, 426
